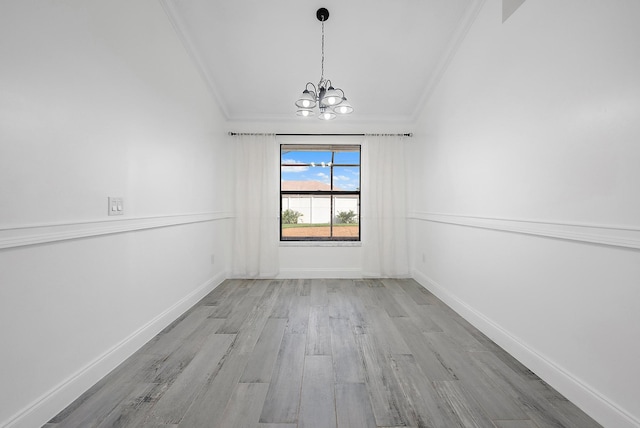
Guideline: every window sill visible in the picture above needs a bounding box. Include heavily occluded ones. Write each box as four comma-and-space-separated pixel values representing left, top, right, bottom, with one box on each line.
279, 241, 362, 248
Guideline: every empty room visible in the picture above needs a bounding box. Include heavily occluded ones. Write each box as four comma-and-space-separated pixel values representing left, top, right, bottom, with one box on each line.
1, 1, 639, 427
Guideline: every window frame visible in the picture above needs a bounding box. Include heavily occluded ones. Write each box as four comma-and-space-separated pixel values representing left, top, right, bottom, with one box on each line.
280, 143, 361, 242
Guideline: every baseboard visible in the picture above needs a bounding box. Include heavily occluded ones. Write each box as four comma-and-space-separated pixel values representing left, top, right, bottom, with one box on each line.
411, 269, 640, 428
277, 267, 362, 279
3, 272, 227, 428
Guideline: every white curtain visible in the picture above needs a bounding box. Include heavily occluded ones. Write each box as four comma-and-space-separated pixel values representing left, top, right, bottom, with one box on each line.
231, 134, 279, 278
361, 135, 409, 277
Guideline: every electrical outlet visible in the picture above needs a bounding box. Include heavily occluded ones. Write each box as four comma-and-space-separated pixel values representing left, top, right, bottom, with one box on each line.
108, 197, 124, 216
210, 254, 215, 264
422, 253, 426, 263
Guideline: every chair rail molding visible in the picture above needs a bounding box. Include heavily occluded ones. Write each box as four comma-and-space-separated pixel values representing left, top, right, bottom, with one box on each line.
0, 212, 233, 250
408, 212, 640, 251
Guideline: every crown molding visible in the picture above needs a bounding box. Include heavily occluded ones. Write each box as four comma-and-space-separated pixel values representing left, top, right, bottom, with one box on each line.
410, 0, 487, 123
159, 0, 231, 120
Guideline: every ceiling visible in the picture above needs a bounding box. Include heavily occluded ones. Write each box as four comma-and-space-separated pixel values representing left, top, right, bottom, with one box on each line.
161, 0, 482, 125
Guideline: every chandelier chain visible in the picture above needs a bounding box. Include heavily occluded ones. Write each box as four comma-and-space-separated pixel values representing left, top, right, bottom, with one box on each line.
320, 19, 325, 82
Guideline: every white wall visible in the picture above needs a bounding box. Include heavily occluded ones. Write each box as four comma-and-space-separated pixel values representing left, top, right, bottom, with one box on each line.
408, 1, 640, 427
0, 1, 232, 427
278, 244, 362, 278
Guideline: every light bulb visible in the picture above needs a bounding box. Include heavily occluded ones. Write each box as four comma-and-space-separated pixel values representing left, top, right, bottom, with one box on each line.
297, 108, 315, 117
326, 96, 339, 105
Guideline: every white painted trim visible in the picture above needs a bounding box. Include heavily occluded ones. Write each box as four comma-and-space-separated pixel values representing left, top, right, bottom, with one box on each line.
410, 0, 487, 122
277, 268, 362, 279
0, 212, 233, 250
279, 241, 362, 248
159, 0, 230, 119
408, 212, 640, 251
411, 269, 640, 428
2, 273, 227, 428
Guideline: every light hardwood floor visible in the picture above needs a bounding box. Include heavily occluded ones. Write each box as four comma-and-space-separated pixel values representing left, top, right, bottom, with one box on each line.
46, 279, 602, 428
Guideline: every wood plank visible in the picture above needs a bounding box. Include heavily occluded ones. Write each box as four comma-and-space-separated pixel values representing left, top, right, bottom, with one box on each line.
209, 282, 252, 318
232, 278, 284, 356
493, 420, 543, 428
433, 380, 496, 428
269, 279, 295, 319
217, 383, 269, 428
55, 319, 225, 428
259, 333, 307, 423
335, 383, 377, 428
148, 317, 225, 385
246, 279, 271, 298
423, 333, 528, 420
177, 282, 281, 427
325, 278, 343, 293
470, 350, 602, 428
397, 278, 440, 305
330, 317, 364, 383
240, 318, 287, 383
370, 280, 408, 317
296, 278, 312, 296
379, 278, 407, 295
216, 295, 260, 334
392, 318, 456, 381
355, 333, 406, 427
354, 279, 381, 308
298, 356, 336, 428
389, 353, 463, 428
306, 305, 331, 355
309, 278, 328, 306
366, 305, 411, 355
257, 424, 297, 428
285, 295, 310, 334
392, 291, 443, 333
145, 333, 235, 424
47, 352, 155, 423
426, 305, 486, 352
50, 371, 141, 427
175, 344, 251, 427
327, 285, 353, 319
96, 383, 161, 428
139, 305, 214, 356
345, 289, 370, 335
544, 398, 602, 428
199, 279, 237, 306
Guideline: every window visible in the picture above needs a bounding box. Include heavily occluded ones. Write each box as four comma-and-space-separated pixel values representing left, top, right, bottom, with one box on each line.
281, 144, 360, 241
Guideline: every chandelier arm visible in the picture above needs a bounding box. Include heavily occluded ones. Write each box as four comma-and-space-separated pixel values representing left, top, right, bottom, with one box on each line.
305, 82, 317, 96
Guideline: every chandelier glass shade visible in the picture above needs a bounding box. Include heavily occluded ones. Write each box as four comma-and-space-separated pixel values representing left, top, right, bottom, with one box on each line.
296, 8, 353, 120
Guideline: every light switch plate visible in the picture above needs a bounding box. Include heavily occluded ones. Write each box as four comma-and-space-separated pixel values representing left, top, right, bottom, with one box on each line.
108, 197, 124, 216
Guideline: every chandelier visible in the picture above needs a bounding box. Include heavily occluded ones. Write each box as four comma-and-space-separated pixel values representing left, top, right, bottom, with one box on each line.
295, 8, 353, 120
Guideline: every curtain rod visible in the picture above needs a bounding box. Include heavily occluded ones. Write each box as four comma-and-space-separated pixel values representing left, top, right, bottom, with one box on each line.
228, 132, 413, 137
